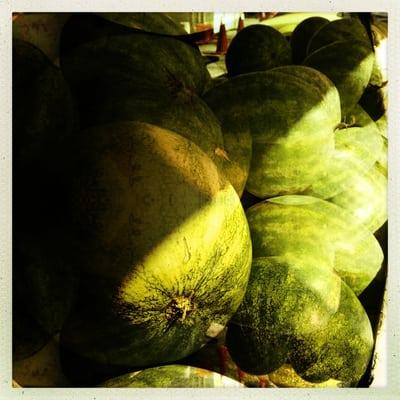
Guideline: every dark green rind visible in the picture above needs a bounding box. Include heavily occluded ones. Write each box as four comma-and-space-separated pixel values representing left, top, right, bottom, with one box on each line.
305, 16, 383, 89
98, 12, 187, 35
293, 281, 374, 384
329, 163, 387, 233
247, 195, 383, 295
290, 17, 330, 64
61, 121, 252, 369
100, 365, 244, 387
226, 255, 341, 375
203, 78, 253, 197
306, 17, 369, 55
225, 24, 291, 76
204, 67, 340, 198
303, 40, 374, 116
60, 33, 211, 111
60, 13, 187, 56
305, 125, 384, 199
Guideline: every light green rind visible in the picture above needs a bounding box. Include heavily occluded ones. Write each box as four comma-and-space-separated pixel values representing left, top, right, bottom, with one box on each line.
305, 125, 384, 199
101, 365, 244, 387
204, 66, 340, 198
247, 195, 383, 295
61, 121, 252, 368
330, 163, 387, 233
303, 39, 375, 116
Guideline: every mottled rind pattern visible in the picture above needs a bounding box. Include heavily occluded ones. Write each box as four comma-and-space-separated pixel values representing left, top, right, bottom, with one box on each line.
100, 364, 244, 387
62, 121, 252, 368
204, 66, 340, 198
303, 40, 374, 116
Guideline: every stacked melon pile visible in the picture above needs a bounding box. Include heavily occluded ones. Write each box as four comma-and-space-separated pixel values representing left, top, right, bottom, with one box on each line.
12, 13, 387, 388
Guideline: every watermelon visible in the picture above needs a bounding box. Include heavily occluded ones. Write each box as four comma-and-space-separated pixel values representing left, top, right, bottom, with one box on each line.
268, 364, 343, 387
226, 262, 374, 384
246, 195, 383, 295
290, 16, 329, 64
225, 24, 291, 76
293, 281, 374, 384
306, 17, 370, 55
72, 87, 237, 195
60, 32, 211, 115
204, 66, 340, 198
60, 12, 187, 56
100, 365, 244, 388
305, 125, 384, 199
60, 121, 252, 371
303, 40, 375, 116
329, 163, 387, 233
226, 255, 341, 375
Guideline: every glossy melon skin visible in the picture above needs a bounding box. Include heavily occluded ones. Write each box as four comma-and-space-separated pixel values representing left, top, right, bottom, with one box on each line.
225, 24, 291, 76
100, 365, 244, 388
305, 125, 384, 200
204, 66, 340, 198
303, 39, 374, 116
329, 162, 387, 233
246, 195, 383, 295
61, 121, 252, 370
290, 16, 330, 63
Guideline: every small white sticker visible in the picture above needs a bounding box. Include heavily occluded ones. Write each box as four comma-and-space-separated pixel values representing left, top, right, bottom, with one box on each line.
206, 322, 225, 338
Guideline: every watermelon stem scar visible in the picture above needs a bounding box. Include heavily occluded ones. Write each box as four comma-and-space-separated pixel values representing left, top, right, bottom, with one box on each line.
165, 296, 195, 329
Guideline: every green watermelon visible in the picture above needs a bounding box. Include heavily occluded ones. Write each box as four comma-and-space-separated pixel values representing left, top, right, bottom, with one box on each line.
290, 16, 330, 64
303, 40, 375, 116
268, 364, 343, 387
226, 255, 341, 375
204, 66, 340, 198
226, 261, 374, 384
60, 12, 187, 56
60, 32, 211, 115
306, 17, 369, 55
329, 163, 387, 233
100, 365, 244, 388
73, 87, 236, 195
246, 195, 383, 295
225, 24, 291, 76
305, 125, 384, 199
60, 121, 252, 371
293, 281, 374, 384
